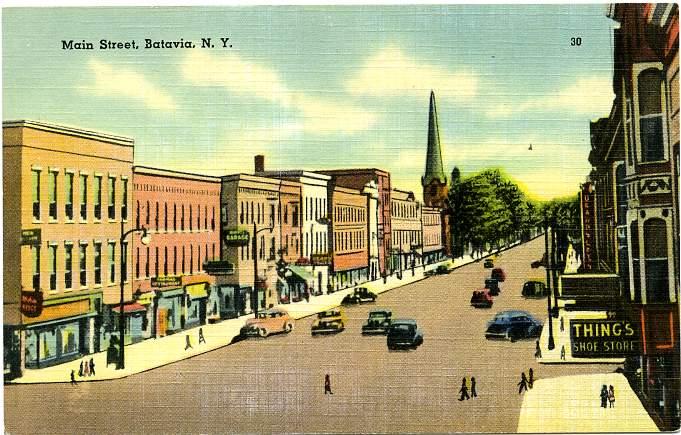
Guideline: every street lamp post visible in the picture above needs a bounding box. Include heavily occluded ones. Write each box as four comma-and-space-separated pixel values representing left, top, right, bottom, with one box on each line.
117, 222, 150, 370
543, 216, 555, 351
252, 221, 273, 319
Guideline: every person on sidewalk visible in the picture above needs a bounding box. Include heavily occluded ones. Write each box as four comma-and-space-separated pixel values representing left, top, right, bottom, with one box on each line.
535, 340, 542, 359
518, 372, 529, 394
560, 345, 566, 361
528, 368, 534, 389
470, 377, 477, 398
608, 385, 615, 408
198, 327, 206, 345
83, 358, 90, 377
305, 291, 310, 303
70, 369, 78, 385
185, 334, 193, 350
600, 385, 608, 408
78, 360, 84, 377
458, 377, 470, 401
324, 374, 333, 394
89, 358, 96, 376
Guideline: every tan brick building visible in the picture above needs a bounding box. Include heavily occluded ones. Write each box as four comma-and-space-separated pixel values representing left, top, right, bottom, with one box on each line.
329, 185, 369, 290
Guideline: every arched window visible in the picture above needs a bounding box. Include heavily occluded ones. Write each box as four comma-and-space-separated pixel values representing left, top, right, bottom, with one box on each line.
638, 68, 665, 162
643, 218, 669, 302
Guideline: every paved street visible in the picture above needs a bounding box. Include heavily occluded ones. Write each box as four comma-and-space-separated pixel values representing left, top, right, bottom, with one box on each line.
4, 238, 621, 434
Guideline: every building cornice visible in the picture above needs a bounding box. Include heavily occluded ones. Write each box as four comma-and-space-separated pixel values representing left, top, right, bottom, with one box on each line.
3, 119, 134, 147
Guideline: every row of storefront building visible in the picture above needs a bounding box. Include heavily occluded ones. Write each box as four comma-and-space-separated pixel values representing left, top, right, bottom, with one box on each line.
2, 120, 448, 379
569, 3, 679, 430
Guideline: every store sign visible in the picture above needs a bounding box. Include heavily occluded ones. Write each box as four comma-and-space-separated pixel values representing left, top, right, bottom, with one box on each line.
151, 276, 182, 288
570, 319, 640, 357
224, 228, 250, 246
580, 183, 595, 271
20, 291, 43, 317
311, 253, 331, 265
20, 229, 41, 246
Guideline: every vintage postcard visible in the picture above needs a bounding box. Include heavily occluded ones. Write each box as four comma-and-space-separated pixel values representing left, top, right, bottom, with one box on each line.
2, 3, 679, 434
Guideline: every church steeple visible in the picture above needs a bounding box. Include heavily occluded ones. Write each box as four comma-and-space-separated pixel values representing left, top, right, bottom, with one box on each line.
423, 90, 446, 187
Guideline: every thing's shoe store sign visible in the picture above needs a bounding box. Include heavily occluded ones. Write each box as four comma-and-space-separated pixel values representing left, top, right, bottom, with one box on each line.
570, 319, 640, 357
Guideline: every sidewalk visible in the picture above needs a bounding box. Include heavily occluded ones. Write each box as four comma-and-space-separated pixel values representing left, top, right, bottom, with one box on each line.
517, 372, 659, 432
536, 297, 624, 364
10, 253, 476, 384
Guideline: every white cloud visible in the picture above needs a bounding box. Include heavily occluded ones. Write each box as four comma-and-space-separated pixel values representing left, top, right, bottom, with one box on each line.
346, 46, 479, 100
486, 76, 614, 118
181, 51, 377, 134
82, 59, 176, 111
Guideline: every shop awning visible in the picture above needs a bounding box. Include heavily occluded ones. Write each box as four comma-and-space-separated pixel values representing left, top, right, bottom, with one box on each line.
186, 283, 208, 299
112, 302, 147, 314
288, 265, 314, 282
135, 291, 156, 305
157, 287, 185, 298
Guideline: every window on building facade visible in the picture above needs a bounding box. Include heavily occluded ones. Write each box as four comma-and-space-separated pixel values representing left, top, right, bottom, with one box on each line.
94, 176, 102, 220
190, 246, 194, 274
644, 218, 669, 303
173, 246, 177, 275
155, 247, 159, 277
240, 201, 244, 224
32, 169, 41, 220
164, 203, 168, 231
79, 245, 87, 287
250, 202, 254, 224
136, 201, 140, 228
79, 174, 87, 221
260, 235, 265, 260
197, 205, 201, 230
292, 205, 299, 226
270, 237, 275, 260
32, 245, 41, 291
146, 200, 150, 226
182, 246, 185, 274
48, 245, 57, 291
204, 205, 208, 230
65, 244, 73, 289
181, 205, 185, 231
630, 221, 641, 302
48, 171, 57, 220
174, 204, 177, 231
155, 202, 159, 231
164, 247, 168, 276
108, 177, 116, 220
121, 179, 128, 221
197, 245, 201, 272
136, 247, 140, 279
211, 207, 215, 230
212, 243, 215, 260
122, 241, 128, 283
146, 247, 150, 278
65, 172, 74, 221
638, 68, 665, 162
189, 205, 193, 231
94, 242, 102, 285
108, 242, 116, 284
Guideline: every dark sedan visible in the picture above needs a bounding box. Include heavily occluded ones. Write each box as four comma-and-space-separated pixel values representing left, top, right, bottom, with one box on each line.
485, 310, 542, 342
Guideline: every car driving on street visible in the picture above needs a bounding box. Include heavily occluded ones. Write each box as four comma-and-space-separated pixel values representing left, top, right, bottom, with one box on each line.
239, 308, 294, 338
387, 319, 424, 350
342, 287, 378, 305
362, 309, 393, 334
311, 308, 347, 335
485, 310, 542, 342
470, 289, 494, 308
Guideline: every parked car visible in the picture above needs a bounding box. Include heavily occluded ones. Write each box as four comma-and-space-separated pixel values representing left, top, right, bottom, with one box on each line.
485, 278, 500, 296
311, 308, 347, 335
485, 310, 542, 342
436, 264, 451, 274
387, 319, 424, 350
239, 308, 294, 338
521, 280, 550, 298
484, 258, 494, 268
342, 287, 377, 305
491, 267, 506, 282
362, 309, 393, 335
470, 289, 493, 308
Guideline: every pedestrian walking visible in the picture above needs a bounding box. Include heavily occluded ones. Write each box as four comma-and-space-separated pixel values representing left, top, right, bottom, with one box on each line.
518, 372, 529, 394
83, 358, 90, 377
600, 385, 608, 408
608, 385, 615, 408
70, 369, 78, 385
470, 377, 477, 398
560, 345, 566, 361
458, 377, 470, 401
198, 327, 206, 344
89, 358, 96, 376
305, 291, 310, 303
535, 340, 542, 358
528, 368, 534, 389
78, 360, 84, 377
324, 374, 333, 394
185, 334, 193, 350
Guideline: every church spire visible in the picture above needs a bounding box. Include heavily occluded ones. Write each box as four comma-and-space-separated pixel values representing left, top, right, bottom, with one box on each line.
423, 90, 446, 187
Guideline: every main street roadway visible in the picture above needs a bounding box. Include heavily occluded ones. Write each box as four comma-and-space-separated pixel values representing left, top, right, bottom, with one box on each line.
4, 237, 619, 434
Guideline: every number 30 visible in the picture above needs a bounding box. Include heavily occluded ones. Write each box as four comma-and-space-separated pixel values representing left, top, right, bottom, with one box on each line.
571, 37, 582, 46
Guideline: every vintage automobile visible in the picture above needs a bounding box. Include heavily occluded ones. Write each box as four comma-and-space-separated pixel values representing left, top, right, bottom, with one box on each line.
470, 289, 494, 308
484, 258, 494, 268
387, 319, 424, 350
485, 310, 542, 342
341, 287, 378, 305
485, 278, 500, 296
436, 264, 451, 274
521, 280, 550, 298
311, 308, 347, 335
239, 308, 294, 338
491, 267, 506, 282
362, 309, 393, 335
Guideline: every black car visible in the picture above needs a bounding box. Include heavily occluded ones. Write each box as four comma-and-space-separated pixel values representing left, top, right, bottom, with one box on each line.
387, 319, 424, 350
362, 309, 393, 335
484, 258, 494, 268
485, 310, 542, 342
342, 287, 377, 305
436, 265, 451, 274
521, 281, 550, 298
485, 278, 500, 296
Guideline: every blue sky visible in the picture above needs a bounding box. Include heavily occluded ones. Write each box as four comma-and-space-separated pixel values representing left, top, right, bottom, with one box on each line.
3, 5, 616, 200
